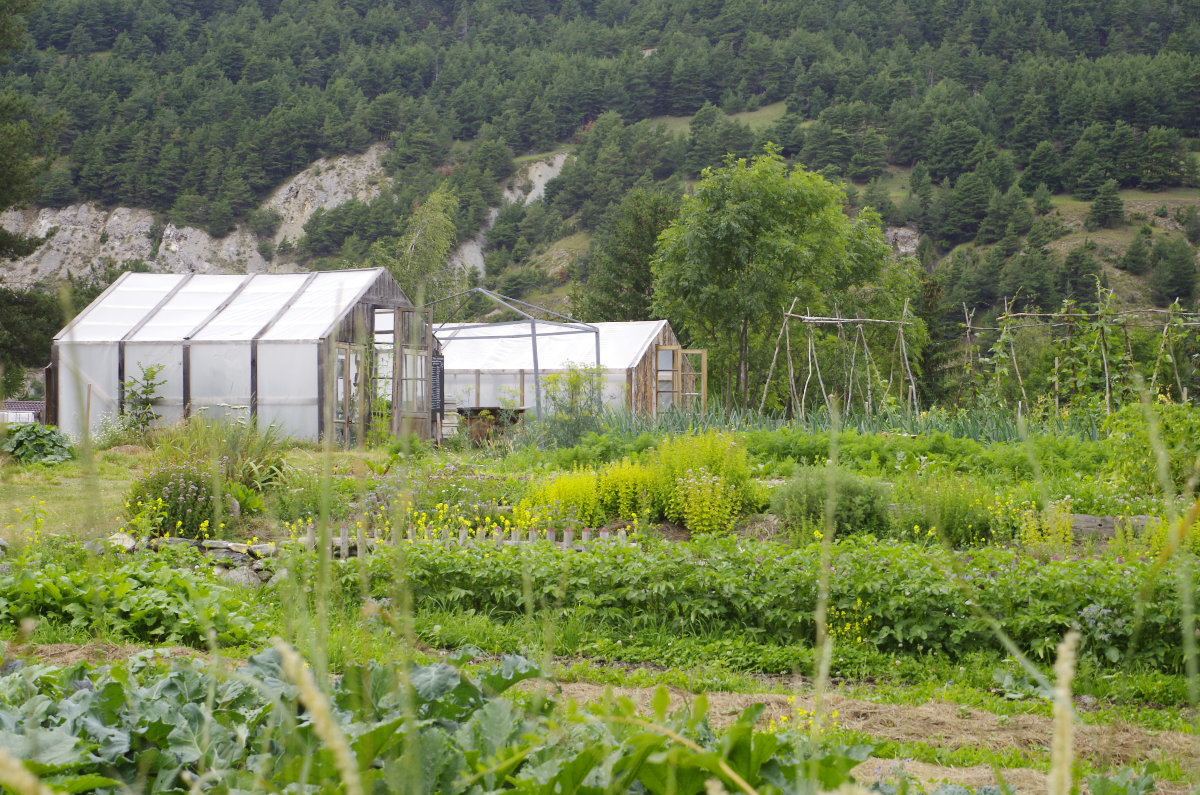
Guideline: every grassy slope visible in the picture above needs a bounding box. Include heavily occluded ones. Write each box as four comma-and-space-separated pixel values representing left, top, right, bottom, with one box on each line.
649, 100, 788, 134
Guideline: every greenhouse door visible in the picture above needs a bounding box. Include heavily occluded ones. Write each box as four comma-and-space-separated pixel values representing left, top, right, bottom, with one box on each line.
655, 345, 707, 414
334, 343, 365, 446
396, 308, 432, 436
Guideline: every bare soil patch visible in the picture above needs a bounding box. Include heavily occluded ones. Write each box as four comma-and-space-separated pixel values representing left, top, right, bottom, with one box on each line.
548, 682, 1199, 786
4, 641, 196, 666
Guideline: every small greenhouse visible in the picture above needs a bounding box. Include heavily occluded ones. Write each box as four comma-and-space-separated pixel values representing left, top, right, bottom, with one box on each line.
435, 318, 706, 416
47, 268, 435, 443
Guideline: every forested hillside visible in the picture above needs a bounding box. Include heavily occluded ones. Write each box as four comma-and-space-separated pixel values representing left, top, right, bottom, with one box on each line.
4, 0, 1198, 229
2, 0, 1200, 403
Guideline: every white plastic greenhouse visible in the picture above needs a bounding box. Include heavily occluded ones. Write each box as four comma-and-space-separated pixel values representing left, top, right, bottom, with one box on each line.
47, 268, 435, 443
435, 319, 706, 416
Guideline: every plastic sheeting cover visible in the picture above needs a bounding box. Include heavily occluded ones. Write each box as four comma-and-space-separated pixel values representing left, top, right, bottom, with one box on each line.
58, 273, 187, 342
260, 270, 379, 341
129, 275, 247, 341
435, 320, 665, 372
59, 269, 390, 344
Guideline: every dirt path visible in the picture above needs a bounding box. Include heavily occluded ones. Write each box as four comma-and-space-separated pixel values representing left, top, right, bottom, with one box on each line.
547, 682, 1199, 792
3, 641, 196, 666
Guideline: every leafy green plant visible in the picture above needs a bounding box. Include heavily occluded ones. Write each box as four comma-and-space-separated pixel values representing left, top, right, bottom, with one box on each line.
596, 457, 655, 521
121, 362, 166, 434
367, 535, 1199, 671
0, 647, 873, 795
0, 554, 266, 645
648, 431, 754, 523
536, 362, 606, 448
1103, 402, 1200, 493
772, 466, 891, 537
0, 423, 72, 464
152, 416, 286, 491
520, 468, 605, 528
676, 466, 740, 534
228, 481, 265, 516
126, 461, 224, 538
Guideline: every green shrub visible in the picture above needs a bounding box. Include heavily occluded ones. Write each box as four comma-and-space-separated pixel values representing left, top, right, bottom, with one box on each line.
0, 423, 72, 464
127, 461, 225, 537
596, 457, 655, 521
771, 466, 890, 537
1103, 402, 1200, 493
889, 474, 1022, 546
152, 416, 286, 491
675, 466, 740, 534
647, 431, 753, 522
537, 364, 605, 448
520, 468, 605, 527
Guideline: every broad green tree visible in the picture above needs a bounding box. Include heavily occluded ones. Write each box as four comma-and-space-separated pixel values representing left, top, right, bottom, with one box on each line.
651, 146, 892, 406
366, 184, 465, 314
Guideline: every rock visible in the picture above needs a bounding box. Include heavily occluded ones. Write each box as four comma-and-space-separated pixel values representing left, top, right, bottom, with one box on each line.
82, 540, 105, 554
207, 549, 252, 566
227, 543, 249, 554
106, 532, 138, 553
217, 566, 263, 590
266, 568, 289, 588
248, 543, 277, 558
256, 570, 272, 582
250, 560, 265, 572
0, 538, 9, 556
201, 540, 231, 550
885, 225, 920, 257
149, 537, 200, 550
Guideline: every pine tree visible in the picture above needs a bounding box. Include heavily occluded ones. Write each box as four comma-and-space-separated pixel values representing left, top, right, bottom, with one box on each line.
1149, 235, 1197, 306
1058, 243, 1102, 304
940, 170, 991, 244
1118, 228, 1152, 275
1085, 180, 1124, 229
1019, 141, 1062, 194
1139, 126, 1185, 190
974, 190, 1008, 245
1031, 183, 1054, 215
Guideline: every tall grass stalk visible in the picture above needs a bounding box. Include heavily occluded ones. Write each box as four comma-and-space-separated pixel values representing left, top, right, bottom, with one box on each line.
809, 406, 839, 751
1049, 631, 1079, 795
1139, 387, 1199, 713
0, 747, 59, 795
275, 640, 364, 795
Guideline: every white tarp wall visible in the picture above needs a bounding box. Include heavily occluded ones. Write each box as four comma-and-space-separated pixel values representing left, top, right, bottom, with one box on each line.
53, 269, 387, 440
436, 320, 667, 412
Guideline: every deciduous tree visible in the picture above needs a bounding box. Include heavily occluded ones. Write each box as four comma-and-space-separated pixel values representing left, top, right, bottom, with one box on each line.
651, 146, 891, 406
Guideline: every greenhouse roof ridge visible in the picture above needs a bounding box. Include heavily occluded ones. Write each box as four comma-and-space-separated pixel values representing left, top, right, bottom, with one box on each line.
55, 268, 399, 344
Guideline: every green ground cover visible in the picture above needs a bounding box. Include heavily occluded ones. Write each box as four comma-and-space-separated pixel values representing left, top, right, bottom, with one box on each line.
1, 405, 1198, 793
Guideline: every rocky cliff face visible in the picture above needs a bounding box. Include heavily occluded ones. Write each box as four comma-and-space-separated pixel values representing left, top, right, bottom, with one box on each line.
0, 143, 391, 284
447, 151, 571, 278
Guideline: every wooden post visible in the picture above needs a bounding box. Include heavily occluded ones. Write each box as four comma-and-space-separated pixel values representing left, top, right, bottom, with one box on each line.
563, 529, 574, 549
304, 522, 315, 551
581, 528, 591, 544
339, 525, 349, 559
